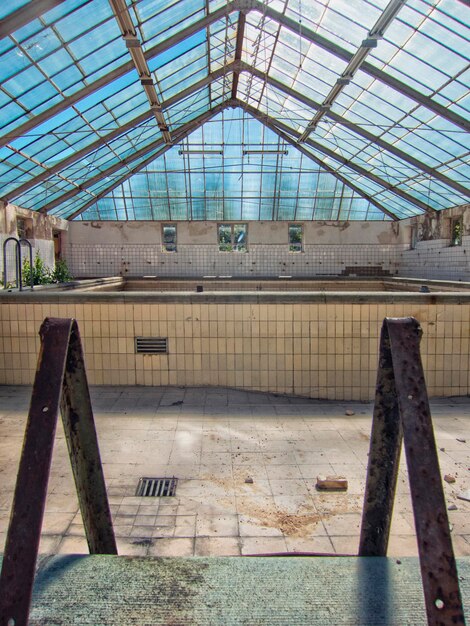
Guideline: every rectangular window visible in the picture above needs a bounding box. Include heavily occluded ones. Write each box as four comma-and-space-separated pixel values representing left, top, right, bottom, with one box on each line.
289, 224, 303, 252
16, 217, 33, 239
218, 223, 247, 252
162, 224, 177, 252
450, 217, 462, 247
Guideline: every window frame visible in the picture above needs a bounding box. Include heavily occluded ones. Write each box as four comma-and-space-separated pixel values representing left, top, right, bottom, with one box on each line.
161, 223, 177, 253
16, 216, 34, 240
218, 223, 248, 253
288, 223, 303, 253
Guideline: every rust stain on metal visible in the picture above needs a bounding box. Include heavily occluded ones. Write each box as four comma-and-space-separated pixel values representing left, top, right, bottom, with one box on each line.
0, 317, 117, 626
359, 317, 465, 625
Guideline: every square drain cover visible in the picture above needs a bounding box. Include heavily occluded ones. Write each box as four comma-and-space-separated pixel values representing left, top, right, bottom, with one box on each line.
136, 477, 177, 497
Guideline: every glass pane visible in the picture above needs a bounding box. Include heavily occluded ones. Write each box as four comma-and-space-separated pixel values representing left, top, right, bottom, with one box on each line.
289, 224, 303, 252
233, 223, 247, 252
162, 224, 177, 252
218, 224, 232, 251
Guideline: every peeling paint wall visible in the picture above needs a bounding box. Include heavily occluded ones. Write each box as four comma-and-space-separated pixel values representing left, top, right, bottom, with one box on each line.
5, 204, 468, 281
0, 202, 68, 283
66, 220, 404, 278
398, 205, 470, 281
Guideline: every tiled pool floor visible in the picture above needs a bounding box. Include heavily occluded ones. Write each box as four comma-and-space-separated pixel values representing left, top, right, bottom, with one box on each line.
0, 386, 469, 557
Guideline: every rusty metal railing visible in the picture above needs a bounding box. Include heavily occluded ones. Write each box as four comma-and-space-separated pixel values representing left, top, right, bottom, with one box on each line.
0, 318, 117, 626
359, 317, 465, 625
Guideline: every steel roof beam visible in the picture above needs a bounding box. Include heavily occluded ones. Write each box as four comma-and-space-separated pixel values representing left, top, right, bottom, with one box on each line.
254, 111, 398, 220
5, 64, 236, 203
252, 0, 469, 133
39, 102, 231, 215
231, 11, 246, 100
299, 0, 407, 142
240, 63, 469, 199
238, 100, 435, 215
0, 0, 66, 39
109, 0, 171, 144
66, 102, 231, 220
0, 0, 242, 147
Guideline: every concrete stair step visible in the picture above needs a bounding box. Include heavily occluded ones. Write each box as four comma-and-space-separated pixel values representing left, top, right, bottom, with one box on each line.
3, 555, 468, 625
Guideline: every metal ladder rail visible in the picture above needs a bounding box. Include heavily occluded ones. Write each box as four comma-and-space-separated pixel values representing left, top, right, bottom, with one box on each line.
2, 237, 21, 290
0, 318, 117, 626
2, 237, 34, 290
359, 317, 465, 625
0, 316, 465, 626
18, 238, 33, 290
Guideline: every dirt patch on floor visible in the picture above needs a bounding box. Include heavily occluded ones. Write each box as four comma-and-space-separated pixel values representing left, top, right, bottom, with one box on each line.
238, 499, 327, 538
199, 475, 361, 537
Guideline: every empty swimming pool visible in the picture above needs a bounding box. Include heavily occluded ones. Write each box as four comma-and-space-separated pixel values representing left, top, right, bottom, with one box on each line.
1, 276, 469, 400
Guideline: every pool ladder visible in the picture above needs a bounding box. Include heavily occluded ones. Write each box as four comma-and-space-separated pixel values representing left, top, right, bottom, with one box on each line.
2, 236, 34, 290
0, 316, 466, 625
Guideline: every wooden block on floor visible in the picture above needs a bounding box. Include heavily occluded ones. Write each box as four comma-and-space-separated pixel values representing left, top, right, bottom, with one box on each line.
316, 475, 348, 491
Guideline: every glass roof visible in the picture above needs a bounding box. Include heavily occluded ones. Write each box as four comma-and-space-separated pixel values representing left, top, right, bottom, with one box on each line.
79, 109, 386, 221
0, 0, 468, 221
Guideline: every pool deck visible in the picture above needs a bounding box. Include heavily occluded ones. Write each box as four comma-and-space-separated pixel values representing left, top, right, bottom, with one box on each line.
1, 385, 469, 559
2, 275, 470, 302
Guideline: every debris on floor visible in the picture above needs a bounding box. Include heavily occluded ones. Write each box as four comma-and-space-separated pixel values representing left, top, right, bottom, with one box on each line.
456, 438, 467, 443
448, 504, 458, 511
444, 474, 456, 483
316, 476, 348, 491
244, 477, 254, 484
345, 409, 355, 416
457, 490, 470, 503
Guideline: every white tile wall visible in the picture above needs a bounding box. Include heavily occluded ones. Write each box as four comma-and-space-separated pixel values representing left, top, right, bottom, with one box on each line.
66, 242, 403, 279
397, 235, 470, 281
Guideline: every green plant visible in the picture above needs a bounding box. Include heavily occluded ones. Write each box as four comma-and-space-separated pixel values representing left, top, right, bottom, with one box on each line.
23, 255, 74, 285
22, 253, 53, 285
51, 259, 73, 283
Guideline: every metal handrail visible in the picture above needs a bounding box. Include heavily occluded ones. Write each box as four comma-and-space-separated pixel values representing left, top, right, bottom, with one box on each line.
0, 318, 117, 626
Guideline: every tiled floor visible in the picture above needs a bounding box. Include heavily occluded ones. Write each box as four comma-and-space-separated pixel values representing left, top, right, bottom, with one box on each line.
0, 385, 469, 557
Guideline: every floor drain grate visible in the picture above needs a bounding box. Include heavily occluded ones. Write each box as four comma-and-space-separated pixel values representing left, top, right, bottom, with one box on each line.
136, 477, 177, 497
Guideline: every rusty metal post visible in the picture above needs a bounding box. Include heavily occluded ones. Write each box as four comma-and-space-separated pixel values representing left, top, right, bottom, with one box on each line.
360, 317, 465, 625
0, 318, 71, 626
0, 318, 116, 626
60, 320, 117, 554
388, 318, 465, 625
359, 319, 403, 556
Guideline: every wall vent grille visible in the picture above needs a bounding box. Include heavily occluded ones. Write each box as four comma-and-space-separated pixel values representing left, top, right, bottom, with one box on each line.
135, 337, 168, 354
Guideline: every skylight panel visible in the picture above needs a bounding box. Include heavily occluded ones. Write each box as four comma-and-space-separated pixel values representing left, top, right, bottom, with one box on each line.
243, 16, 278, 74
0, 1, 29, 20
138, 0, 205, 54
209, 13, 237, 71
284, 0, 386, 52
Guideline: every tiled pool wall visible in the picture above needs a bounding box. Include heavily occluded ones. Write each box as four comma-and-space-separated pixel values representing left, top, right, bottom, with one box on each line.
1, 296, 468, 400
